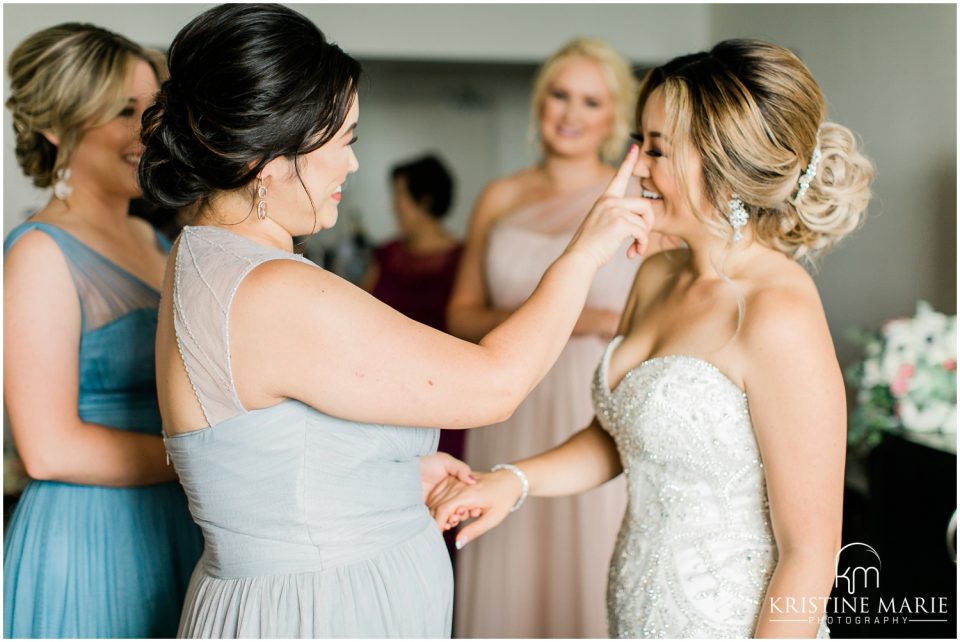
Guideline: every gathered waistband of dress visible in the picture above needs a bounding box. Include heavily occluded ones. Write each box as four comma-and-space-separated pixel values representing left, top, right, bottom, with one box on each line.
198, 511, 440, 580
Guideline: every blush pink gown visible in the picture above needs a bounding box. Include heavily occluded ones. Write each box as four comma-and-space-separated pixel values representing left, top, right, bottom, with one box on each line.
454, 180, 637, 638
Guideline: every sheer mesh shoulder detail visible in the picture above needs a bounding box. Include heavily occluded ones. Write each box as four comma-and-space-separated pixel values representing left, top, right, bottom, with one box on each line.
3, 222, 166, 334
172, 226, 315, 427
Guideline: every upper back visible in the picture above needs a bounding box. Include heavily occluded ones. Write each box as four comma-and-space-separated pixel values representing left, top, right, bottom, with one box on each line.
156, 225, 314, 434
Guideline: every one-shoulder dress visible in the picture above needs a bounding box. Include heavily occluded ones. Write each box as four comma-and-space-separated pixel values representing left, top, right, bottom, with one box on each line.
166, 225, 451, 638
3, 221, 203, 638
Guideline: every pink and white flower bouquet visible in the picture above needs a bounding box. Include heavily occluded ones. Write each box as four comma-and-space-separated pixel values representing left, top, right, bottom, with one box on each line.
846, 301, 957, 452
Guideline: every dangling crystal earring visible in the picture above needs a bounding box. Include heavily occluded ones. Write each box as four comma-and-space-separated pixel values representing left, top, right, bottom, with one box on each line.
53, 168, 72, 200
257, 177, 267, 221
726, 193, 749, 243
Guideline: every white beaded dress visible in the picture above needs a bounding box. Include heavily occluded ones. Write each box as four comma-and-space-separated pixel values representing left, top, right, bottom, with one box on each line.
593, 336, 830, 638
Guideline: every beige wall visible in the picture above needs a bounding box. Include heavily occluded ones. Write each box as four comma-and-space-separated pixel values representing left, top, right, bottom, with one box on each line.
710, 3, 957, 365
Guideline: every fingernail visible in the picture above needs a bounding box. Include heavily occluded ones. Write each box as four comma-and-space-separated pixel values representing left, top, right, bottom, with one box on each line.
467, 475, 478, 483
455, 539, 466, 550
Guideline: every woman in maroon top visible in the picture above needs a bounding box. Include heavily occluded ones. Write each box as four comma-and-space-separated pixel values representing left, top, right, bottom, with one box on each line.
363, 155, 465, 520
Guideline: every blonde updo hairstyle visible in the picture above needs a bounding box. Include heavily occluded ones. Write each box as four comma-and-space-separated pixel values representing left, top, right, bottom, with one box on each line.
6, 23, 163, 190
531, 38, 638, 164
638, 39, 874, 262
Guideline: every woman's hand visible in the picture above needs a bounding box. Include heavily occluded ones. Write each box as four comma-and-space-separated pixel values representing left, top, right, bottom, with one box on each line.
419, 451, 476, 504
429, 469, 523, 549
565, 145, 655, 268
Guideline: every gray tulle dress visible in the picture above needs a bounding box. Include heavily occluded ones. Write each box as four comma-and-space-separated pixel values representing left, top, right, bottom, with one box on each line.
164, 225, 452, 638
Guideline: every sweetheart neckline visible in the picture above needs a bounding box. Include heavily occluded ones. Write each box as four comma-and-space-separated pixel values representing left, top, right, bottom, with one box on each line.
602, 337, 747, 398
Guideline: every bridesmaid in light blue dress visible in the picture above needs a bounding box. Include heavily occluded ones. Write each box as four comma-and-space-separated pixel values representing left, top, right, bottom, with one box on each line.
140, 4, 652, 637
3, 24, 202, 638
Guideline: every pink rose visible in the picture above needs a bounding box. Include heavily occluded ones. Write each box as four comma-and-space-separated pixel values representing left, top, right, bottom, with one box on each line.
944, 359, 957, 372
890, 364, 914, 397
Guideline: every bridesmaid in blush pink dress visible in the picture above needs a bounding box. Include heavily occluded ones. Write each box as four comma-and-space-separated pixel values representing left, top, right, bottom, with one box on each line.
447, 39, 641, 638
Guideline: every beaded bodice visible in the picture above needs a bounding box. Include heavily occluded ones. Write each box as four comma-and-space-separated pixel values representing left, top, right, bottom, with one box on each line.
592, 337, 829, 638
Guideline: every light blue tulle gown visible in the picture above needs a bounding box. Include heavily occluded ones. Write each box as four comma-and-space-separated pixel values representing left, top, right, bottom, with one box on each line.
3, 221, 204, 638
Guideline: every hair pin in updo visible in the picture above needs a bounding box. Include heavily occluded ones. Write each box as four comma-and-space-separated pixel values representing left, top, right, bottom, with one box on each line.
794, 129, 823, 203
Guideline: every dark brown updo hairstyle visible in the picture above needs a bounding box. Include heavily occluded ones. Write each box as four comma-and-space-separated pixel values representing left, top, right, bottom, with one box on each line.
138, 3, 362, 214
6, 23, 162, 190
637, 39, 875, 262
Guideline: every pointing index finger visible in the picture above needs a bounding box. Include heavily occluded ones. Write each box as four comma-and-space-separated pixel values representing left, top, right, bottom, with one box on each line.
604, 144, 639, 198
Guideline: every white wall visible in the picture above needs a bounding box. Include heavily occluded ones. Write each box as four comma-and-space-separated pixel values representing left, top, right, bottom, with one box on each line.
3, 3, 956, 367
710, 3, 957, 365
3, 3, 711, 237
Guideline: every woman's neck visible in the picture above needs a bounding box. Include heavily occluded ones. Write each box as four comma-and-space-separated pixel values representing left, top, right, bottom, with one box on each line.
404, 216, 455, 254
682, 229, 771, 281
196, 193, 295, 253
38, 182, 130, 236
538, 153, 611, 194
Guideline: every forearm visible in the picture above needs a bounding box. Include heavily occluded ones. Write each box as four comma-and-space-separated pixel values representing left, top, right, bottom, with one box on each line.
754, 551, 836, 638
478, 250, 597, 402
572, 307, 621, 338
446, 305, 512, 343
16, 420, 177, 487
512, 421, 622, 498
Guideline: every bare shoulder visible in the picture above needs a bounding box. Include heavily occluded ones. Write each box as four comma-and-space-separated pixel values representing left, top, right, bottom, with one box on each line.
469, 169, 537, 228
740, 261, 833, 364
4, 227, 68, 276
236, 256, 339, 308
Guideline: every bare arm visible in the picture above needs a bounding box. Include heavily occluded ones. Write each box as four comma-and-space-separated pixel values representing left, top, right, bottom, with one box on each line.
447, 178, 627, 343
427, 418, 622, 546
743, 290, 845, 638
358, 258, 380, 293
426, 265, 652, 540
233, 146, 653, 431
445, 181, 513, 342
4, 231, 176, 486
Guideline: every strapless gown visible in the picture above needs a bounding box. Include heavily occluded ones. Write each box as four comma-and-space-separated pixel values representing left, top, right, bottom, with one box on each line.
593, 336, 830, 638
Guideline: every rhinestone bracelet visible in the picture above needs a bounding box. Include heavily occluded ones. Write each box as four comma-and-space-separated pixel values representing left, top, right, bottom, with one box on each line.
491, 463, 529, 512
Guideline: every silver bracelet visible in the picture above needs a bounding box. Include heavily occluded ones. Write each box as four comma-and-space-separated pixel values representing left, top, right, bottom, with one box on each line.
491, 463, 529, 512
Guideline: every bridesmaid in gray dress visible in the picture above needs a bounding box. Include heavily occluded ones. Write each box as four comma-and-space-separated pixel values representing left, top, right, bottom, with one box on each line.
138, 4, 654, 638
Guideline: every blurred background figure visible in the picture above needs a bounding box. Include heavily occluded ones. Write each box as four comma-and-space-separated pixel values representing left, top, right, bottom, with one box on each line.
447, 38, 639, 638
363, 154, 463, 332
2, 23, 202, 637
363, 154, 465, 560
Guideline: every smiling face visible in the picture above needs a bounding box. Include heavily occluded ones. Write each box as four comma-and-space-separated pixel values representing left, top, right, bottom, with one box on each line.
264, 97, 360, 235
632, 86, 715, 240
538, 56, 615, 160
67, 58, 158, 200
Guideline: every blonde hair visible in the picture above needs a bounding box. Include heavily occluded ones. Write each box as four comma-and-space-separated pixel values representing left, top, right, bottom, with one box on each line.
6, 23, 163, 189
637, 39, 874, 263
530, 38, 637, 164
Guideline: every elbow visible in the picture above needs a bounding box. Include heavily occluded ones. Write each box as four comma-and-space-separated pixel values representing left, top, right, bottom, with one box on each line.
19, 450, 62, 482
445, 305, 470, 341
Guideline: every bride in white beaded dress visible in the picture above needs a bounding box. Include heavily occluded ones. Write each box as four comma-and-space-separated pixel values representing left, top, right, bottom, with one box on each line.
431, 39, 874, 638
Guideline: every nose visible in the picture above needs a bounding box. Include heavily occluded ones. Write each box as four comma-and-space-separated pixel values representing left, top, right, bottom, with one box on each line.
348, 147, 359, 174
631, 151, 650, 179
